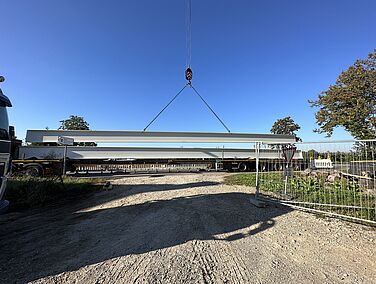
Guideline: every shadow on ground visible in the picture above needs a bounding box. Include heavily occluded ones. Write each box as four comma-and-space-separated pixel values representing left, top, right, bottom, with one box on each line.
0, 181, 292, 283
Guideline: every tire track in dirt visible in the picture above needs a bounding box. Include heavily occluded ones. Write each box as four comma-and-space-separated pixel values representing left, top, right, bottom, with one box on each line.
3, 173, 375, 284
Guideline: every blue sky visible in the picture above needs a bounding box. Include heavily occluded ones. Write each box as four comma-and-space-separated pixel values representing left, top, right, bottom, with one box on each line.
1, 0, 375, 142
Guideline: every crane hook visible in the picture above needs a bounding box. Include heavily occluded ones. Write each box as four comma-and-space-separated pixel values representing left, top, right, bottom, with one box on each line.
185, 67, 193, 84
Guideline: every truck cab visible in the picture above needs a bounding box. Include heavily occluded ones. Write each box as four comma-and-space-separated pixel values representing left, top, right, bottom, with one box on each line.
0, 84, 12, 213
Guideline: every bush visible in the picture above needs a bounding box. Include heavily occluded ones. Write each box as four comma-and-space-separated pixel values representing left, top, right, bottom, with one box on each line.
5, 176, 105, 211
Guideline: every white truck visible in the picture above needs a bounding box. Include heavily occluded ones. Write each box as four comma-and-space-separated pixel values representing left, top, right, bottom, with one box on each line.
0, 80, 12, 213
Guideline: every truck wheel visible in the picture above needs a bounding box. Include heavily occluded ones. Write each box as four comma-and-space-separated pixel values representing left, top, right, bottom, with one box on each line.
25, 165, 42, 177
238, 162, 248, 172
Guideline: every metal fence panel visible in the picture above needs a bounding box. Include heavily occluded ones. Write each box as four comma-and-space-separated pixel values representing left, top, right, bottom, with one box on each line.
256, 140, 376, 225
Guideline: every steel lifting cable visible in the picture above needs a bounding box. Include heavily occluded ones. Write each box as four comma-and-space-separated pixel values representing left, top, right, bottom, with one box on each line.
185, 0, 193, 83
143, 83, 189, 131
190, 84, 231, 133
143, 0, 231, 133
184, 0, 230, 133
143, 0, 191, 132
186, 0, 192, 68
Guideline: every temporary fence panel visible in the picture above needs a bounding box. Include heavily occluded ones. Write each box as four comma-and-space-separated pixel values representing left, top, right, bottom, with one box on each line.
255, 140, 376, 225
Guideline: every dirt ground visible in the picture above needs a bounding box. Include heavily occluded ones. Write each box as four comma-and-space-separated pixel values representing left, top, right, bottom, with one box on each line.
0, 172, 375, 284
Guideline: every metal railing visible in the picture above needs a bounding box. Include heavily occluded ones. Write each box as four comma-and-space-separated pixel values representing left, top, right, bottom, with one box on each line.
255, 140, 376, 225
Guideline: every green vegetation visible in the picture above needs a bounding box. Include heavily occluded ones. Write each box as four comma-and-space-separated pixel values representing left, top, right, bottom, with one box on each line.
58, 115, 97, 146
270, 116, 301, 141
309, 49, 376, 139
59, 115, 91, 131
225, 173, 375, 222
5, 176, 106, 211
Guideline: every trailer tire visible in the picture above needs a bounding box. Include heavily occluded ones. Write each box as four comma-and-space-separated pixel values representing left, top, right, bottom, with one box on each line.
238, 162, 248, 172
24, 165, 43, 177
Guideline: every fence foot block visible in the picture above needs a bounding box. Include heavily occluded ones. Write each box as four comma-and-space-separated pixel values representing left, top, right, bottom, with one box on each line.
250, 198, 267, 208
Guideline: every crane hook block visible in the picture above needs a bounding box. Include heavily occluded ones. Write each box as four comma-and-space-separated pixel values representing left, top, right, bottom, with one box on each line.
185, 67, 193, 82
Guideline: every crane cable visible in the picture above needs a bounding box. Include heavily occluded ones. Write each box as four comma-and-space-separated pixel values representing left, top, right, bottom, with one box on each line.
190, 85, 231, 133
143, 0, 231, 133
143, 83, 189, 131
186, 0, 192, 69
184, 0, 230, 132
185, 0, 193, 83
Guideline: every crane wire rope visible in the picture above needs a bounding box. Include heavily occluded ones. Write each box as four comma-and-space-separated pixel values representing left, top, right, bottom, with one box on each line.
143, 0, 231, 133
143, 83, 189, 131
186, 0, 192, 68
190, 84, 231, 133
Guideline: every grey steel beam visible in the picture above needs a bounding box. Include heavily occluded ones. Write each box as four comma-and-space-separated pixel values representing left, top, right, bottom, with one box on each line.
18, 146, 303, 160
26, 130, 296, 144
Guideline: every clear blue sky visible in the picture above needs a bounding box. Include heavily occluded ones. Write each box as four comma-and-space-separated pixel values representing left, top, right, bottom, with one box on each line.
1, 0, 375, 142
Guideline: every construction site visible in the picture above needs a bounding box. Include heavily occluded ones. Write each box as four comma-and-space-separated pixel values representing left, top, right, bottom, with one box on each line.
0, 1, 375, 283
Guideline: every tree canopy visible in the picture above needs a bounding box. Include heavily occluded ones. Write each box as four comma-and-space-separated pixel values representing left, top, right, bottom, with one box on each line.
270, 116, 301, 141
59, 115, 96, 146
59, 115, 90, 131
310, 50, 376, 139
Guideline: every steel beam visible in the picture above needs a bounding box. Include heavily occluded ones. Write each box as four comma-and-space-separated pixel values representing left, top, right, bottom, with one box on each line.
18, 146, 303, 160
26, 130, 296, 144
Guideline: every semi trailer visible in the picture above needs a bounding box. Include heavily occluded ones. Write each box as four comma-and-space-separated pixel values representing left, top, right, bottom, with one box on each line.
13, 145, 303, 176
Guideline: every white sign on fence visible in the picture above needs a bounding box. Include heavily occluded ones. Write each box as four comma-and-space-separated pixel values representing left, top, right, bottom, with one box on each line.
57, 136, 74, 146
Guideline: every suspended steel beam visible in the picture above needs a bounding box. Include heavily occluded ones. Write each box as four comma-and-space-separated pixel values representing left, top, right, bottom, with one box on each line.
26, 130, 296, 144
18, 146, 303, 160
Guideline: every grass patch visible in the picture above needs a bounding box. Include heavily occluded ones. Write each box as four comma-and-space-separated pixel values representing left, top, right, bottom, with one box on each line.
225, 173, 376, 222
224, 173, 258, 187
5, 176, 107, 211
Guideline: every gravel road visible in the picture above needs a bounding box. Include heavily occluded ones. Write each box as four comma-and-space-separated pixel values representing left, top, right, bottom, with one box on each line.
0, 173, 375, 283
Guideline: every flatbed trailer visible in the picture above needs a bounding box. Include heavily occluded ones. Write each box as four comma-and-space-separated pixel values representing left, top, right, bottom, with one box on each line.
11, 130, 302, 177
12, 145, 303, 176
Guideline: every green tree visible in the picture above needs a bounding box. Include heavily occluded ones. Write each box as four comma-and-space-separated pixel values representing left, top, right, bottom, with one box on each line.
270, 116, 301, 141
59, 115, 96, 146
309, 50, 376, 139
59, 115, 90, 130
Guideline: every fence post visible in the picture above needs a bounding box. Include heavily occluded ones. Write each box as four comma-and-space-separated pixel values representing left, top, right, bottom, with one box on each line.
255, 142, 260, 199
62, 145, 67, 177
